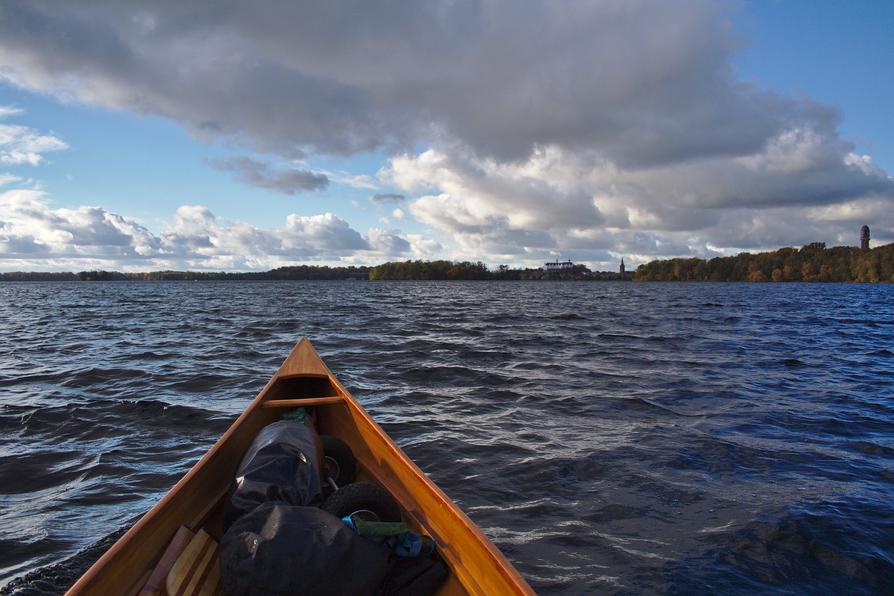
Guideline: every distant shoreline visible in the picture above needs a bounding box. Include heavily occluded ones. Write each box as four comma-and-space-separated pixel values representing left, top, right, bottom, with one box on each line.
635, 242, 893, 283
0, 272, 633, 282
0, 278, 635, 282
2, 242, 892, 282
0, 261, 632, 282
1, 278, 887, 283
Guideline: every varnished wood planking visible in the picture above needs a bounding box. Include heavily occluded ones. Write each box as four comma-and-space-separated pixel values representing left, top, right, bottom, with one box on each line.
165, 530, 219, 596
276, 339, 332, 378
137, 526, 193, 596
66, 379, 278, 595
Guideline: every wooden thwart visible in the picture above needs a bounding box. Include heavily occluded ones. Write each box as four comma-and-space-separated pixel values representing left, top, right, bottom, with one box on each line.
261, 396, 344, 408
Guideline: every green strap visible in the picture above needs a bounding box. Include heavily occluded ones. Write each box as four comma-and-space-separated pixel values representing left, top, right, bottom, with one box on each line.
281, 407, 308, 423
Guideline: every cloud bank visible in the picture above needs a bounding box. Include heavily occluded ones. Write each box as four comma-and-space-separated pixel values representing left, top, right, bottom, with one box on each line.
0, 0, 842, 165
0, 0, 891, 266
0, 189, 418, 271
380, 144, 892, 264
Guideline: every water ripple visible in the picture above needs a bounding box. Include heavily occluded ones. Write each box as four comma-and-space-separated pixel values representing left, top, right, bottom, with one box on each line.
0, 281, 892, 594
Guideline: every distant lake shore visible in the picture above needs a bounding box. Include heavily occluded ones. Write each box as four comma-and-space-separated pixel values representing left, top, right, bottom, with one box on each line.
1, 277, 889, 283
2, 241, 892, 282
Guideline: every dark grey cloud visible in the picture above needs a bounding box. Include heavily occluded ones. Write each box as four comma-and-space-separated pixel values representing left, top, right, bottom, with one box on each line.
208, 156, 328, 194
369, 193, 405, 204
0, 0, 853, 167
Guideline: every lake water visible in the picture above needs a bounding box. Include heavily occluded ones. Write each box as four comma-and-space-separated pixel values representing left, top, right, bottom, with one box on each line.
1, 281, 892, 594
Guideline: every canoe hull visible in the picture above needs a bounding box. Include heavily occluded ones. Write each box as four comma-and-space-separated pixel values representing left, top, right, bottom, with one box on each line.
67, 338, 532, 595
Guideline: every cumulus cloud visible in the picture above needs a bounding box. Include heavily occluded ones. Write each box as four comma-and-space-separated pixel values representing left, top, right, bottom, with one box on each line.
404, 234, 445, 259
283, 212, 367, 251
366, 228, 411, 255
383, 144, 893, 267
208, 156, 328, 194
0, 190, 420, 270
0, 188, 160, 259
0, 105, 67, 166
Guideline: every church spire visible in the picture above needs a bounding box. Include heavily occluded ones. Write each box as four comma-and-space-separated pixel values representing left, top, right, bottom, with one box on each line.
620, 258, 626, 274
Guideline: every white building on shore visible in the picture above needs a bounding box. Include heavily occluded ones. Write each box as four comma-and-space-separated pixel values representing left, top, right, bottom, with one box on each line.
543, 260, 574, 271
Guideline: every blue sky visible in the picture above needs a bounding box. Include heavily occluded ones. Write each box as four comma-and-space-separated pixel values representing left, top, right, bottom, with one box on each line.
0, 84, 406, 231
733, 0, 893, 171
0, 1, 892, 271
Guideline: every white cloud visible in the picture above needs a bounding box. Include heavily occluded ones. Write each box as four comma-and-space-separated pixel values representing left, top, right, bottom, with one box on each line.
391, 207, 404, 220
0, 173, 22, 186
405, 234, 444, 259
0, 106, 24, 118
330, 173, 380, 190
0, 106, 67, 166
283, 213, 367, 251
0, 188, 159, 259
382, 142, 893, 267
366, 228, 411, 256
0, 189, 417, 271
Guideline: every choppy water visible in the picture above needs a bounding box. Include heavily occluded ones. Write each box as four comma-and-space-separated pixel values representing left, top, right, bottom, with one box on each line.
1, 281, 893, 594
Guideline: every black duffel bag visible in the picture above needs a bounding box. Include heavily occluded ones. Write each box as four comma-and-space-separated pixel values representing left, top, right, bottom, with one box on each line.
226, 420, 322, 525
220, 503, 393, 596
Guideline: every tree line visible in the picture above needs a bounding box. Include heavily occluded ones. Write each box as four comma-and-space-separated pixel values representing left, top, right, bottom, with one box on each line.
0, 261, 625, 281
634, 243, 894, 282
368, 260, 629, 281
0, 265, 370, 282
5, 244, 890, 282
368, 260, 489, 280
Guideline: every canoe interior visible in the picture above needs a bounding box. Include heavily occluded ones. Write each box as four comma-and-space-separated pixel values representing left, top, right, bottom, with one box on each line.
67, 338, 532, 596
